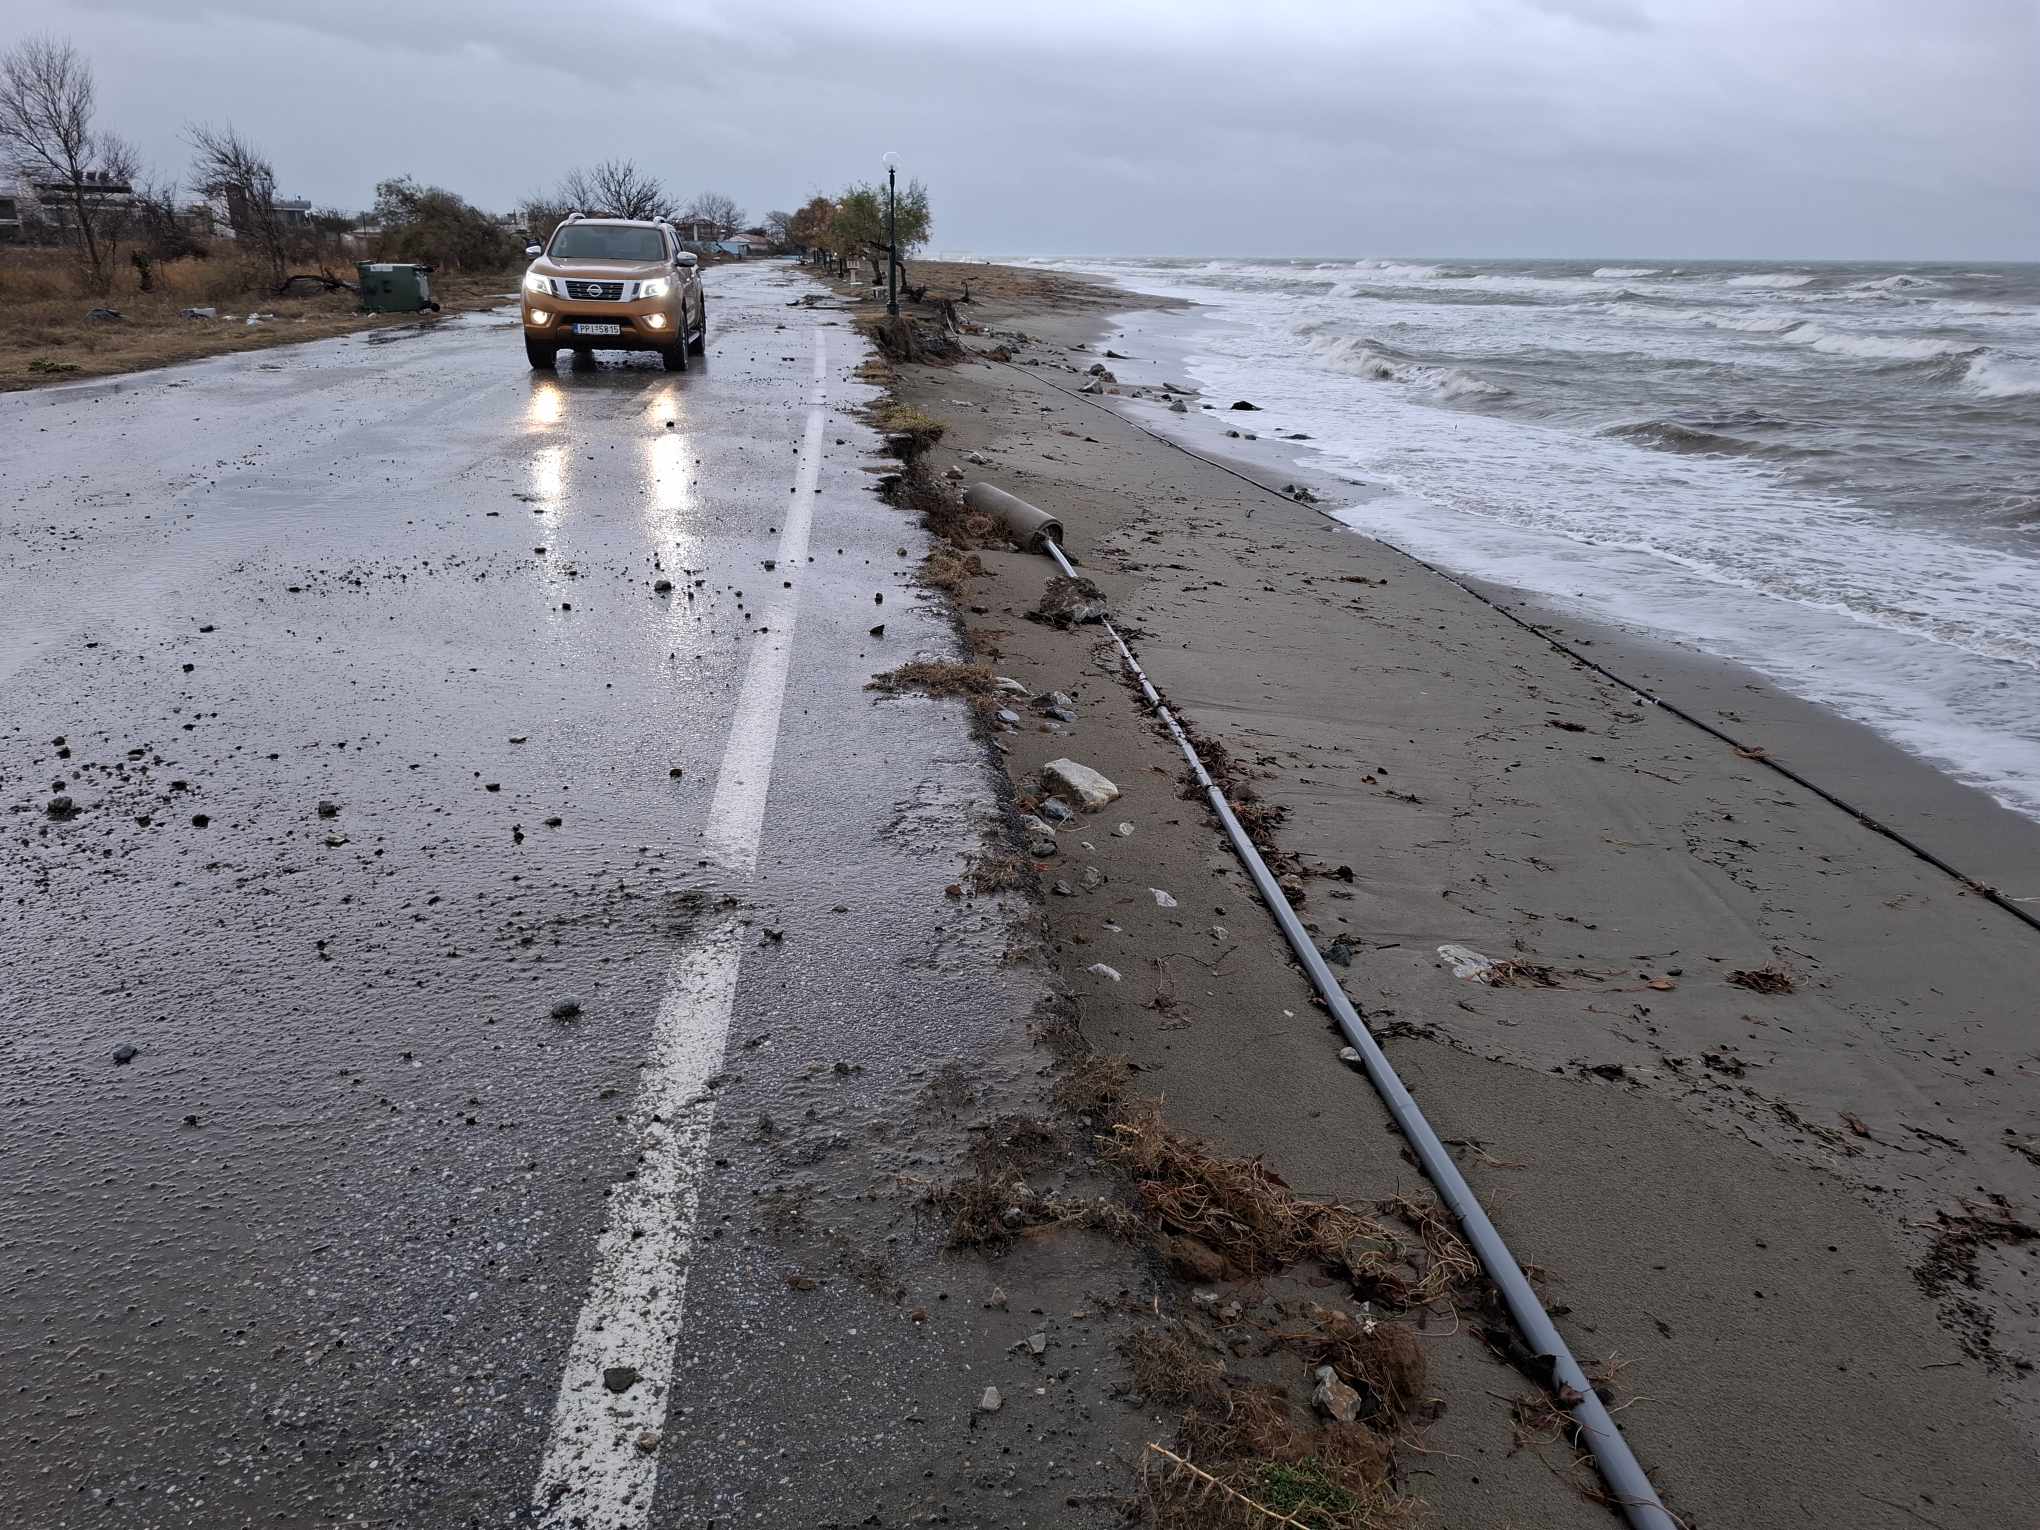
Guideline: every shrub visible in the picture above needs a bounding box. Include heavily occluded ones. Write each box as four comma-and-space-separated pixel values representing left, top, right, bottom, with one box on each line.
372, 177, 514, 271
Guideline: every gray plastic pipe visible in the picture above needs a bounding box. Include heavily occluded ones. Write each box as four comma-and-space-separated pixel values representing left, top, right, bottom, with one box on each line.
1005, 508, 1676, 1530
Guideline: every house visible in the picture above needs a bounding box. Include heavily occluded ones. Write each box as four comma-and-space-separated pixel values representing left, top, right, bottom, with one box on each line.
716, 235, 754, 258
194, 190, 315, 238
15, 169, 136, 237
0, 189, 20, 243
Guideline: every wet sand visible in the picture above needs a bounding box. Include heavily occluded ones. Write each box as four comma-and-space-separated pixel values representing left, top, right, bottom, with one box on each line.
891, 269, 2040, 1527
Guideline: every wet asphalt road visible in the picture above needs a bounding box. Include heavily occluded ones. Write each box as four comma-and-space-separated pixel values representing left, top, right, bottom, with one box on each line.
0, 265, 1079, 1528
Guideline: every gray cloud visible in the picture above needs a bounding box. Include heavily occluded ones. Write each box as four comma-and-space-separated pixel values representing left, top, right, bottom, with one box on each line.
30, 0, 2040, 257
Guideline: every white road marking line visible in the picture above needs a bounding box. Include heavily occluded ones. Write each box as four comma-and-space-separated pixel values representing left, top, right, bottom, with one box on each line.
702, 336, 829, 876
531, 325, 827, 1529
530, 928, 744, 1529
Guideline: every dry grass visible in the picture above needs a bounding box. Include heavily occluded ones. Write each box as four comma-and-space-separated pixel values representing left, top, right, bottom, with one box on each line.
0, 248, 515, 392
1265, 1302, 1428, 1426
815, 256, 1148, 323
876, 400, 946, 455
1125, 1300, 1430, 1530
879, 456, 1002, 551
1140, 1444, 1415, 1530
1172, 726, 1290, 851
866, 660, 997, 700
922, 547, 987, 594
1054, 1052, 1136, 1117
1378, 1196, 1482, 1309
1727, 965, 1796, 994
916, 1040, 1458, 1528
1480, 959, 1565, 989
963, 847, 1033, 896
1126, 1322, 1230, 1408
1104, 1100, 1469, 1307
1136, 1369, 1417, 1530
901, 258, 1163, 314
922, 1123, 1139, 1253
924, 1070, 1477, 1311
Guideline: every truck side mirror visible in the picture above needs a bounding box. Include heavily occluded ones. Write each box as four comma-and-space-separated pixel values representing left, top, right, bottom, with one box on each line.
676, 251, 699, 268
524, 243, 543, 257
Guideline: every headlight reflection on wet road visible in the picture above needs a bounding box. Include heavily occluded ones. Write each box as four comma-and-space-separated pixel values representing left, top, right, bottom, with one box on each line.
526, 378, 566, 426
529, 443, 567, 507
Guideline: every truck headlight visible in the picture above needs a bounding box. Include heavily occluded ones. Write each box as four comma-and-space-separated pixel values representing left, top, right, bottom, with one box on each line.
523, 270, 553, 295
639, 277, 670, 299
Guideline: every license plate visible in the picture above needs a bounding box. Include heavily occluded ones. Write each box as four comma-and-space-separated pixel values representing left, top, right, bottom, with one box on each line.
572, 322, 621, 336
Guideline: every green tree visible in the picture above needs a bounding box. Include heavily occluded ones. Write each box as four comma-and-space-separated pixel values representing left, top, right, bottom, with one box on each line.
829, 185, 882, 280
831, 178, 931, 284
372, 177, 513, 271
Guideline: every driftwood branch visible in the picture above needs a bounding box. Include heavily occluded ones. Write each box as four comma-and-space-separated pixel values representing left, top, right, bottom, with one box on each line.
275, 271, 360, 297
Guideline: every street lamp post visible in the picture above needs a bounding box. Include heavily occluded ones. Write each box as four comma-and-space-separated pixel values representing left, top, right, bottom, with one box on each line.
883, 151, 901, 317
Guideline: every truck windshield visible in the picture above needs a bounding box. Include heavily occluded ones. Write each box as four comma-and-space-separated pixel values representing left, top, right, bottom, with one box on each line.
547, 225, 667, 262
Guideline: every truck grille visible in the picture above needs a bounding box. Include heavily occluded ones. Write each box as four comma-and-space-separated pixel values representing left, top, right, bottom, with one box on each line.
564, 280, 625, 301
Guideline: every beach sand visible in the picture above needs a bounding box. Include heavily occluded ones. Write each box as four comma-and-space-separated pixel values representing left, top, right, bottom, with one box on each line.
880, 264, 2040, 1527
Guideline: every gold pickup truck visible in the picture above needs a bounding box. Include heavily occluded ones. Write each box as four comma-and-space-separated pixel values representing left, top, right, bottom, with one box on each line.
520, 215, 707, 370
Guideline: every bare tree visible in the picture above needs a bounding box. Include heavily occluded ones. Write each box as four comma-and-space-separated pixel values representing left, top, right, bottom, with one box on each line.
520, 192, 570, 246
186, 122, 291, 284
763, 209, 793, 246
131, 173, 202, 273
0, 35, 138, 291
682, 190, 744, 241
557, 159, 674, 221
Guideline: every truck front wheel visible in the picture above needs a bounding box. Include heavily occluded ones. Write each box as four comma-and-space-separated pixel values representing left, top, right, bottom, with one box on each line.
525, 337, 557, 370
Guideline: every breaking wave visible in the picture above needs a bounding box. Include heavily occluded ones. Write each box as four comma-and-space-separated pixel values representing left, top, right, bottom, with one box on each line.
1692, 312, 1987, 367
1351, 260, 1446, 282
1786, 327, 1976, 362
1728, 272, 1816, 288
1598, 419, 1770, 457
1705, 312, 1806, 333
1593, 266, 1661, 278
1964, 352, 2040, 398
1305, 335, 1508, 399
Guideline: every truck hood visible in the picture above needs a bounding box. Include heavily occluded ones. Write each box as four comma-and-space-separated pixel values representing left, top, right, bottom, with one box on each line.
530, 258, 670, 281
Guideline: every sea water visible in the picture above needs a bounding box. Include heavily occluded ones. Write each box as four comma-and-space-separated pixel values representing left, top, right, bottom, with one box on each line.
1011, 255, 2040, 823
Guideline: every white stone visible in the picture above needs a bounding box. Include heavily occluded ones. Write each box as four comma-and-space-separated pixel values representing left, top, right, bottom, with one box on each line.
1042, 758, 1120, 812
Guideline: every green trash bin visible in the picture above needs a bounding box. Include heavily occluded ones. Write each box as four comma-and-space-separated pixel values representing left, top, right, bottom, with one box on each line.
356, 261, 439, 314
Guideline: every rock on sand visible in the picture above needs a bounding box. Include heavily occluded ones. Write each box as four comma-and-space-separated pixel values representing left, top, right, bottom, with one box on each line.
1042, 759, 1120, 811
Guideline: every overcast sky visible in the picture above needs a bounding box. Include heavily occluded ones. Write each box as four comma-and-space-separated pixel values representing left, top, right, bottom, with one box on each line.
20, 0, 2040, 259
